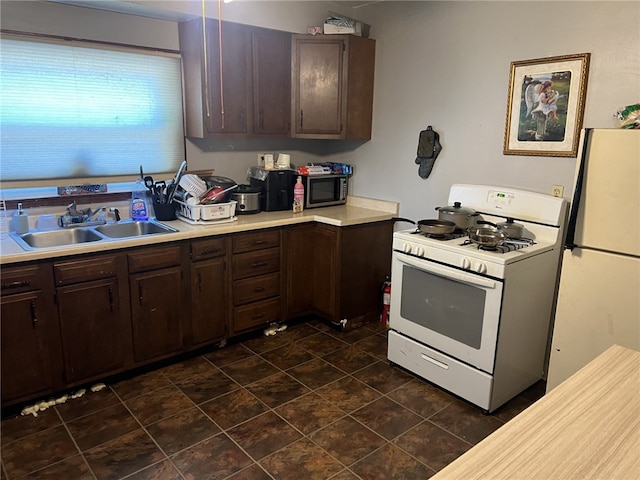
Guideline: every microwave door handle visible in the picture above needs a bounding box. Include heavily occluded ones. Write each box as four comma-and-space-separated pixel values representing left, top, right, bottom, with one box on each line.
397, 254, 498, 289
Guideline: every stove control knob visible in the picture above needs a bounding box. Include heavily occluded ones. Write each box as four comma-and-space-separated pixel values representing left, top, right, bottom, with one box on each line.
474, 262, 487, 274
403, 242, 412, 254
415, 246, 425, 257
460, 258, 471, 270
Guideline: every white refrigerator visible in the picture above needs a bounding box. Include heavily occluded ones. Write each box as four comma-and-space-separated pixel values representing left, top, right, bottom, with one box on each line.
546, 128, 640, 391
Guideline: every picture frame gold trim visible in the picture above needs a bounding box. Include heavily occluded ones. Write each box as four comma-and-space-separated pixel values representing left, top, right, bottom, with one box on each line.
503, 53, 590, 157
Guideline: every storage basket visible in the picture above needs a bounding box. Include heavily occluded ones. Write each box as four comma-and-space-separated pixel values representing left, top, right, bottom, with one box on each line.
175, 199, 237, 221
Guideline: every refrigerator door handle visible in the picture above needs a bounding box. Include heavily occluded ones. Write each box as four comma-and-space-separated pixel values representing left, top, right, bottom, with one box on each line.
564, 128, 593, 251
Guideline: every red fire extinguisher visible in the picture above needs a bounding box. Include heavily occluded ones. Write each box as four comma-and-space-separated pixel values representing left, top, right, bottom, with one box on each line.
381, 276, 391, 326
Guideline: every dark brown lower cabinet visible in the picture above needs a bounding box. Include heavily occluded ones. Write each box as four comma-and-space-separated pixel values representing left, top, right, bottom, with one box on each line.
286, 221, 393, 329
128, 246, 186, 364
191, 257, 227, 346
1, 263, 63, 406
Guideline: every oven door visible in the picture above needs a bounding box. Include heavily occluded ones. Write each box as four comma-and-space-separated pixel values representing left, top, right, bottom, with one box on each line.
390, 251, 503, 373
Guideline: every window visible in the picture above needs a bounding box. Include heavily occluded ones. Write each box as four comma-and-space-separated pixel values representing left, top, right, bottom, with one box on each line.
0, 36, 185, 187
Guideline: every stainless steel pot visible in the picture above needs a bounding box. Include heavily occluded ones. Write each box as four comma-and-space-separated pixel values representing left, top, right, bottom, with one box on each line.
231, 185, 261, 214
435, 202, 478, 229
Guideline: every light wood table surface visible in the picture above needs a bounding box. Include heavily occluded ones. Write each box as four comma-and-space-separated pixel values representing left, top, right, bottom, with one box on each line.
431, 344, 640, 479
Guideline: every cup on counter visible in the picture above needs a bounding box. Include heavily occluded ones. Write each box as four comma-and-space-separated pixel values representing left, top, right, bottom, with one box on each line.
152, 200, 176, 221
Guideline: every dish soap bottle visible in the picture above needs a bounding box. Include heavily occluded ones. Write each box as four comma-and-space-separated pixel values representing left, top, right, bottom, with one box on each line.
293, 176, 304, 213
12, 202, 29, 234
131, 178, 149, 221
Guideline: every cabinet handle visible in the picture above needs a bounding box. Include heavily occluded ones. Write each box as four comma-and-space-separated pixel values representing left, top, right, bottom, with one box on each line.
138, 284, 144, 304
201, 248, 221, 256
259, 108, 264, 130
108, 286, 114, 312
253, 286, 265, 293
300, 109, 304, 129
252, 261, 267, 268
252, 312, 265, 320
30, 301, 38, 327
1, 280, 30, 290
197, 273, 203, 292
253, 240, 268, 246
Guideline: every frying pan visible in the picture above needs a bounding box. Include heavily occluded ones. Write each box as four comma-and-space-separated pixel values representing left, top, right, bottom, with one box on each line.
393, 217, 457, 235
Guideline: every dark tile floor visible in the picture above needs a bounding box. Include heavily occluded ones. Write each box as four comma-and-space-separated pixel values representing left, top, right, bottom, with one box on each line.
1, 318, 545, 480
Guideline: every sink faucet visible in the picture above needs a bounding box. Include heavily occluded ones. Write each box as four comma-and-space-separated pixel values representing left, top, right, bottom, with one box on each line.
60, 202, 121, 228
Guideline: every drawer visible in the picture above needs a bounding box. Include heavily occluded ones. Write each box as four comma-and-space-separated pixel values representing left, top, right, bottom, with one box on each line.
233, 272, 280, 306
233, 297, 281, 333
128, 245, 182, 273
54, 255, 118, 285
1, 264, 47, 295
191, 237, 227, 261
232, 230, 280, 254
232, 248, 280, 280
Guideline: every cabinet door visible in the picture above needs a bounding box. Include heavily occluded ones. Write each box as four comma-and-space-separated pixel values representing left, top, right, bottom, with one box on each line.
57, 278, 126, 384
285, 225, 316, 318
191, 257, 227, 346
130, 266, 184, 363
312, 224, 339, 318
1, 290, 59, 404
252, 28, 290, 135
205, 19, 251, 134
292, 36, 346, 137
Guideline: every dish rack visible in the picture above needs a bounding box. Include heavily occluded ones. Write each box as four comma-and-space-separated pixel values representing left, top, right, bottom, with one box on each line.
175, 199, 237, 222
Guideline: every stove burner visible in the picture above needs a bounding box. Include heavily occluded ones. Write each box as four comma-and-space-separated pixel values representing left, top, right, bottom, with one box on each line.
461, 238, 536, 253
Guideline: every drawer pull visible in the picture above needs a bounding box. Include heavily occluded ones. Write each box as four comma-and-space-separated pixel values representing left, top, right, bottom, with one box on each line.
421, 354, 449, 370
108, 286, 114, 312
253, 287, 265, 293
252, 312, 266, 320
2, 280, 30, 290
253, 240, 268, 246
202, 248, 222, 256
30, 301, 38, 326
252, 261, 268, 268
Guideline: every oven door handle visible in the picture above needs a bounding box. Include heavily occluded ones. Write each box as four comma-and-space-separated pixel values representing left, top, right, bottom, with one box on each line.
397, 254, 498, 289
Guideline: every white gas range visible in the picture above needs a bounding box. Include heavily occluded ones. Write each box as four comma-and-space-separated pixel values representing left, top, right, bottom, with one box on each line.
388, 184, 568, 412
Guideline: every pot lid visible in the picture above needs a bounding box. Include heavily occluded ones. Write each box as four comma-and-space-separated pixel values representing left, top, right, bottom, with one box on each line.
235, 184, 261, 193
436, 201, 476, 215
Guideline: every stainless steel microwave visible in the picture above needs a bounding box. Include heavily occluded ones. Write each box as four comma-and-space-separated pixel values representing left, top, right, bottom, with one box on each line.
301, 174, 348, 209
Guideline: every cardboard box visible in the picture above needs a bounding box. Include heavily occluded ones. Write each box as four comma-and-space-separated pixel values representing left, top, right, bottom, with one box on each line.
323, 22, 362, 36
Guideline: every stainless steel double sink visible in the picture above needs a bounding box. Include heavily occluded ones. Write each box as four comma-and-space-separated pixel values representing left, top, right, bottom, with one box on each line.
10, 220, 178, 251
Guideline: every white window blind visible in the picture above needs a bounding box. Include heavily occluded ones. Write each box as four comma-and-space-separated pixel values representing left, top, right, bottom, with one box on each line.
0, 38, 185, 183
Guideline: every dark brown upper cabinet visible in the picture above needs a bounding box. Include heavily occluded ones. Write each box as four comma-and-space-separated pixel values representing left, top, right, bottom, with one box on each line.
179, 18, 291, 138
291, 34, 376, 140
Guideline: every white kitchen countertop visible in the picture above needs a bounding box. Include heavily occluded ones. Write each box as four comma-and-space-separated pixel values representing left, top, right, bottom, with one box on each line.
0, 196, 398, 265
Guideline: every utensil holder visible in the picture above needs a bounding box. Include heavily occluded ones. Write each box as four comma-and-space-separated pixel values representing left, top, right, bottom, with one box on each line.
152, 201, 176, 221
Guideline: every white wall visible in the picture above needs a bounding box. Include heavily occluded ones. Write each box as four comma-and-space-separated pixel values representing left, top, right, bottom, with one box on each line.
342, 1, 640, 219
2, 1, 639, 217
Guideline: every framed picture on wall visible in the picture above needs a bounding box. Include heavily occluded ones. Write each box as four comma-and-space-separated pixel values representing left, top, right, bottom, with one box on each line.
503, 53, 590, 157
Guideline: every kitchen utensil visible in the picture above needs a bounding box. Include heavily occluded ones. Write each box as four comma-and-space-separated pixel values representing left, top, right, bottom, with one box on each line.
200, 184, 239, 205
391, 217, 457, 235
144, 176, 155, 194
497, 218, 524, 238
467, 227, 507, 248
166, 160, 187, 204
154, 181, 167, 203
435, 202, 479, 229
231, 185, 261, 214
179, 174, 208, 198
477, 219, 524, 239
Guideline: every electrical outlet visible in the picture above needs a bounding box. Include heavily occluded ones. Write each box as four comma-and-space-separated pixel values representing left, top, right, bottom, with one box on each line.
551, 185, 564, 197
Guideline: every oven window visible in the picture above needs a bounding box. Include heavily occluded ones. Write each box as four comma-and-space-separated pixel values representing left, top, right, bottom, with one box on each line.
400, 265, 486, 349
309, 178, 336, 203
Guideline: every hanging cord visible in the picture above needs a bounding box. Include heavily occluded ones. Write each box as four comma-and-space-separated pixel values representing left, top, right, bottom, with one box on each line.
200, 0, 211, 119
217, 0, 225, 129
